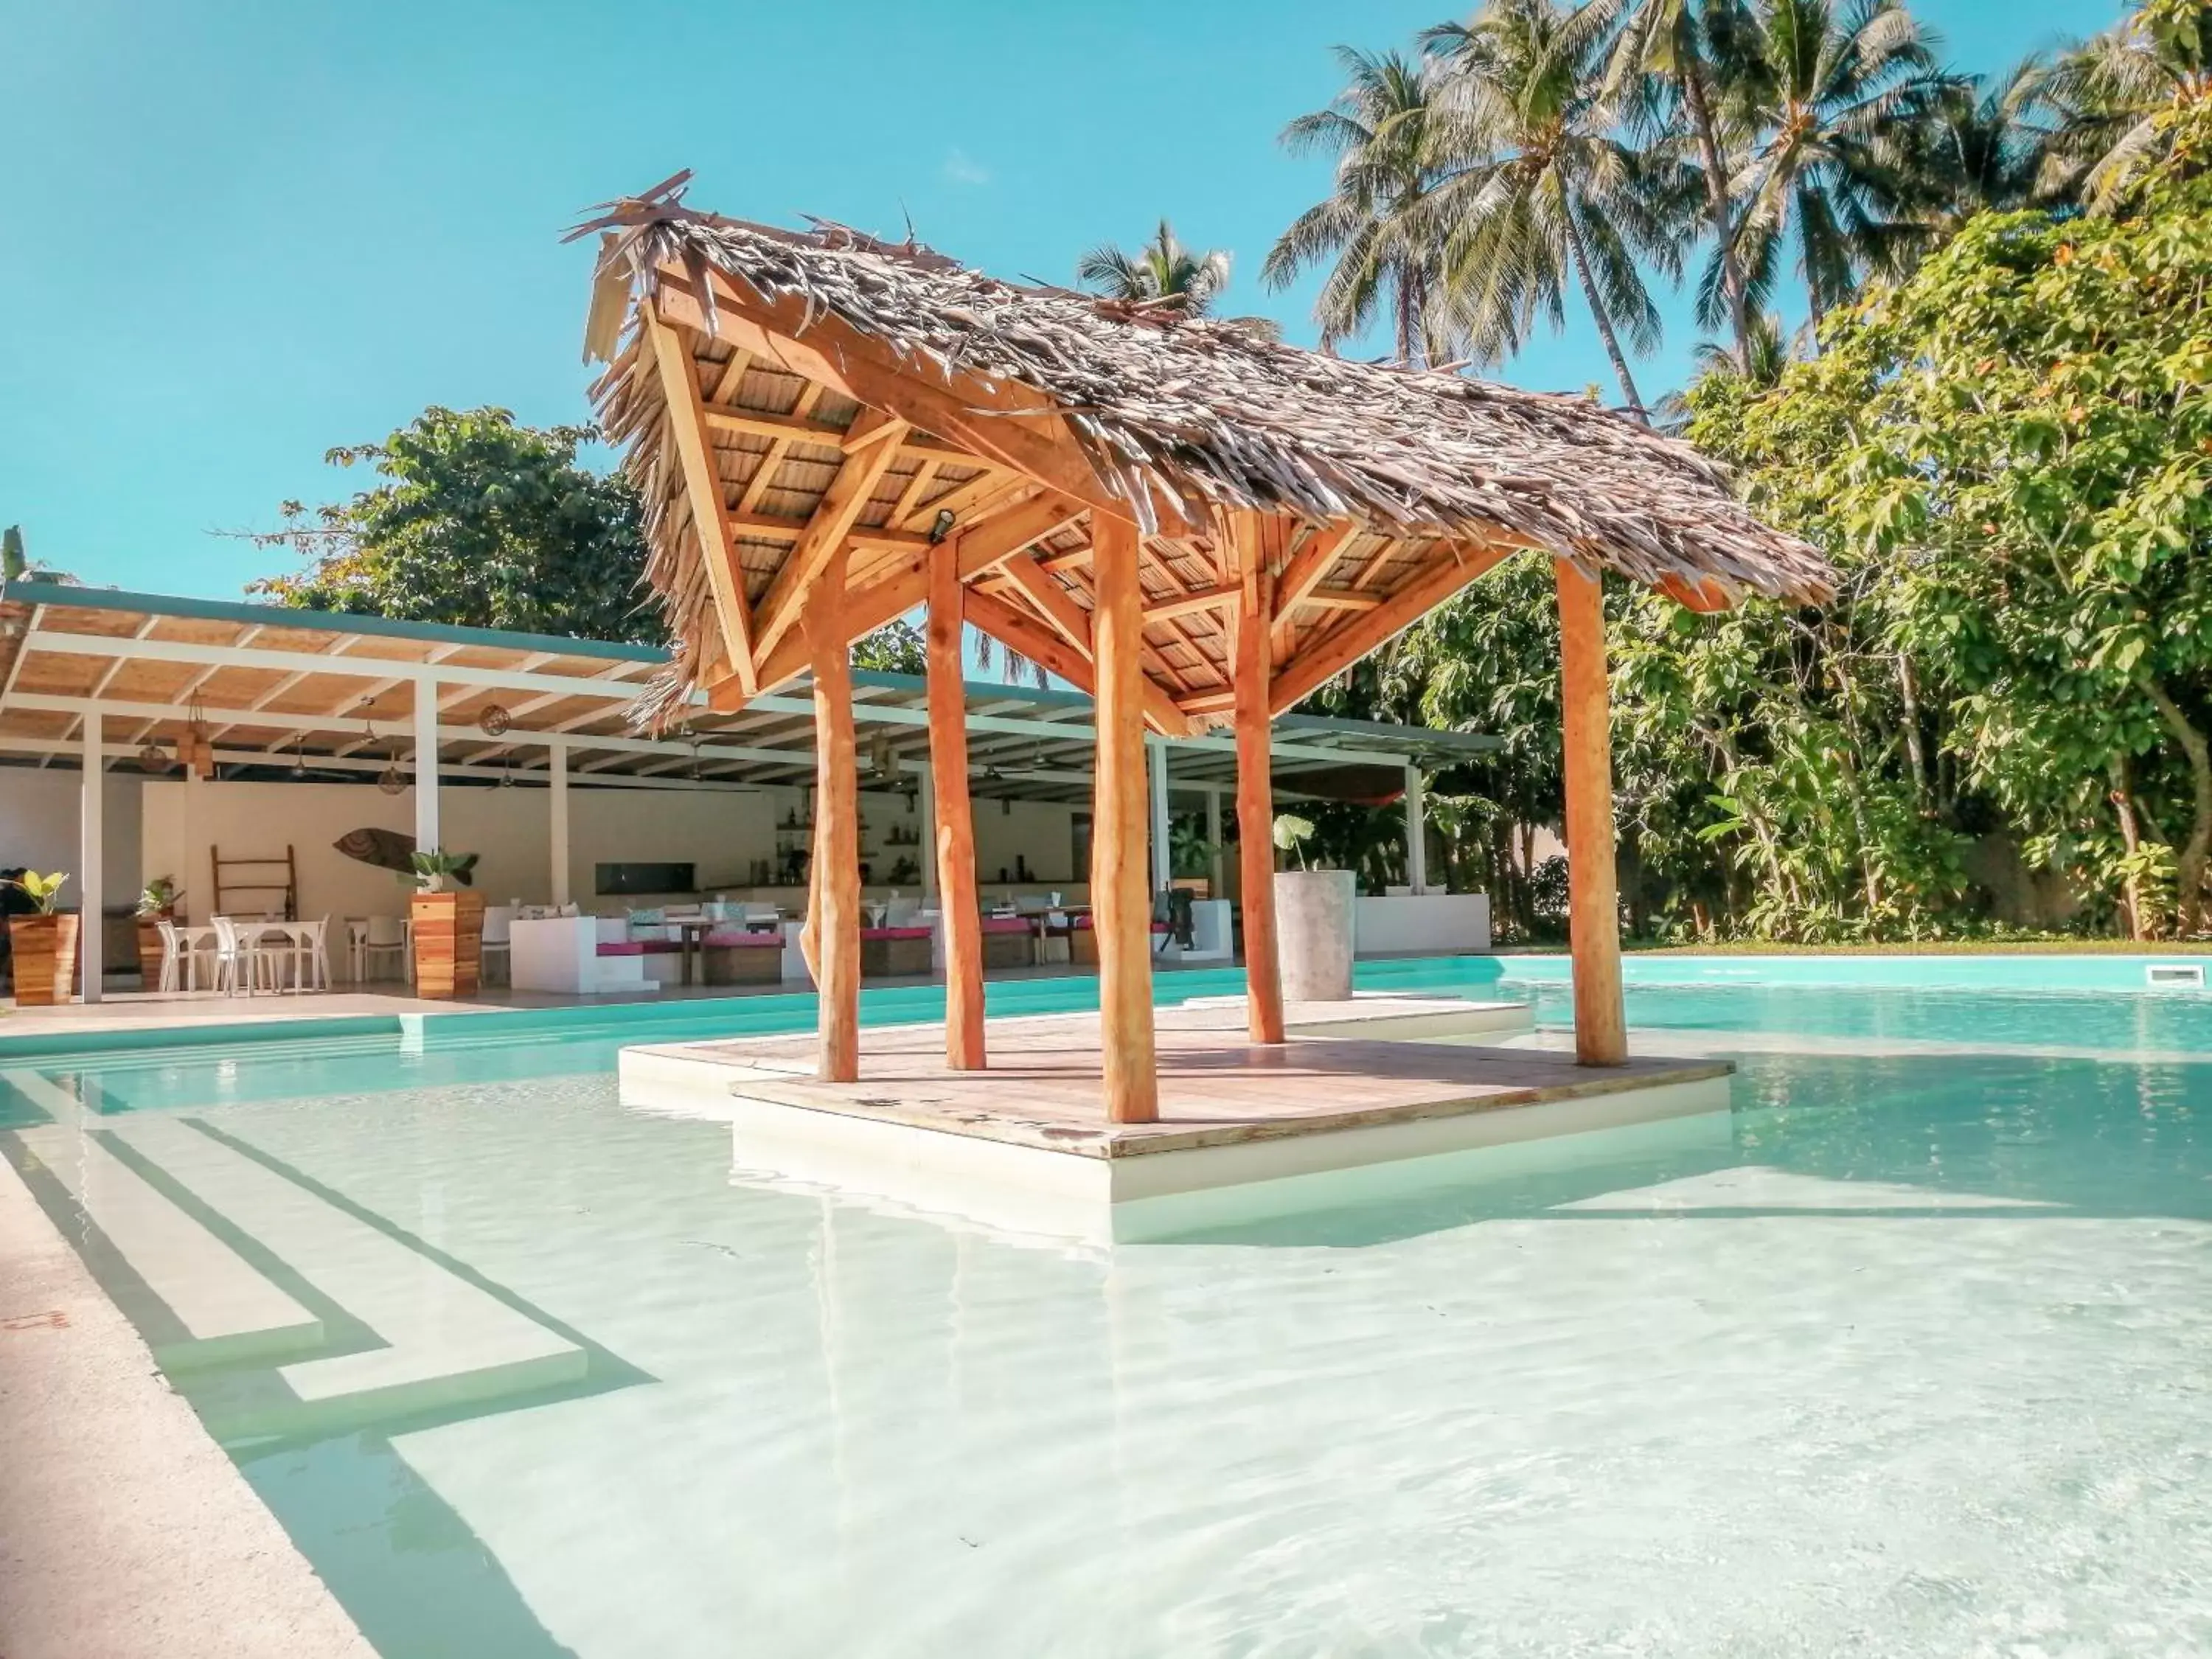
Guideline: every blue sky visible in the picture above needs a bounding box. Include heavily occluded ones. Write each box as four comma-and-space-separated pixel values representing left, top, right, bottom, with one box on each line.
2, 0, 2121, 598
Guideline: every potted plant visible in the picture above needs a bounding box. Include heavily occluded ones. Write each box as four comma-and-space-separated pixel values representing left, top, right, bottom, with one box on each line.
1270, 814, 1356, 1002
5, 872, 79, 1007
404, 849, 484, 1000
134, 876, 182, 987
1169, 818, 1217, 897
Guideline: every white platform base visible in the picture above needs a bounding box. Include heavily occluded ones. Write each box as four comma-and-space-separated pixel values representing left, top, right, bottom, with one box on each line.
728, 1072, 1731, 1245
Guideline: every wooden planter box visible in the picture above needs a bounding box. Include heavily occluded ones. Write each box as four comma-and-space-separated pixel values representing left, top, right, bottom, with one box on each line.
135, 916, 173, 987
860, 928, 935, 979
409, 890, 484, 1000
9, 914, 81, 1006
703, 935, 783, 986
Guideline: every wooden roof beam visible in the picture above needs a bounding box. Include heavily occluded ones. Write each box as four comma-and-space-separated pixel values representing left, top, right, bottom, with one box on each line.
748, 411, 912, 667
996, 553, 1093, 658
963, 586, 1191, 737
1144, 584, 1234, 624
645, 308, 758, 696
1269, 524, 1358, 657
1265, 540, 1522, 717
653, 275, 1142, 531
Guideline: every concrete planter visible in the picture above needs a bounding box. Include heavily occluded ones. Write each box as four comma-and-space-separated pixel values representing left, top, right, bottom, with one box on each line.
1275, 869, 1356, 1002
9, 913, 81, 1006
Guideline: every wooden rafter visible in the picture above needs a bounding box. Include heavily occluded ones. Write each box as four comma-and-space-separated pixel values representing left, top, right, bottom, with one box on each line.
1262, 540, 1523, 717
653, 277, 1142, 529
962, 586, 1189, 736
721, 493, 1088, 703
644, 308, 758, 695
1144, 585, 1235, 624
996, 552, 1093, 655
748, 410, 911, 666
1269, 523, 1358, 658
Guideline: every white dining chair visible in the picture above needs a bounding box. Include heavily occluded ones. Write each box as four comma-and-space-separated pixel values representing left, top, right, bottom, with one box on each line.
287, 917, 331, 992
155, 917, 189, 992
358, 914, 409, 984
210, 917, 275, 996
480, 905, 514, 986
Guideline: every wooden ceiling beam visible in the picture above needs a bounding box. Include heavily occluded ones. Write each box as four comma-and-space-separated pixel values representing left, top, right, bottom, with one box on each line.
1265, 540, 1522, 717
727, 509, 931, 552
748, 411, 912, 667
1144, 584, 1235, 624
644, 307, 758, 695
962, 586, 1191, 736
1269, 523, 1358, 658
653, 274, 1141, 530
995, 552, 1093, 657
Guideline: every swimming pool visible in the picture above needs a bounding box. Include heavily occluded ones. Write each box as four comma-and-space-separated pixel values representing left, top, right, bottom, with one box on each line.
7, 959, 2212, 1655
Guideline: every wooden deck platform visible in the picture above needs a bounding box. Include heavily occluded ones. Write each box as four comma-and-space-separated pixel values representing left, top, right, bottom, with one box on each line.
619, 997, 1730, 1242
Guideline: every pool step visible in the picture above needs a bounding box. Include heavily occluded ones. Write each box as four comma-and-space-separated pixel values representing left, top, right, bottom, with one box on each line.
13, 1127, 325, 1371
116, 1121, 586, 1436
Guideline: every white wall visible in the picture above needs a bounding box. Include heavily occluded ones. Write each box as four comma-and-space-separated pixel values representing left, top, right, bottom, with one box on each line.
138, 775, 1085, 920
0, 767, 142, 911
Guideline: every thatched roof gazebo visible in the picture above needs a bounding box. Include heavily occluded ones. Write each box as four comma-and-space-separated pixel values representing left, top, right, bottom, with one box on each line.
574, 173, 1832, 1121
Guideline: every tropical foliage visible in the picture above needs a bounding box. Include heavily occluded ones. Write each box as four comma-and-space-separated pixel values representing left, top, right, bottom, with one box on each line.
245, 407, 657, 642
1276, 0, 2212, 941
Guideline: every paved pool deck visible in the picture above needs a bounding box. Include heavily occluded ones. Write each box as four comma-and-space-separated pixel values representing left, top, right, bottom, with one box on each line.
0, 1153, 372, 1659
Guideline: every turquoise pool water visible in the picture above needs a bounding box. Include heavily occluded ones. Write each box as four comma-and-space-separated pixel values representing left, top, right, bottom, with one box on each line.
6, 961, 2212, 1655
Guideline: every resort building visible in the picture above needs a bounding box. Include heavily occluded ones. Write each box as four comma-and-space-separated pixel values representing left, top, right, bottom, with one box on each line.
0, 580, 1497, 1001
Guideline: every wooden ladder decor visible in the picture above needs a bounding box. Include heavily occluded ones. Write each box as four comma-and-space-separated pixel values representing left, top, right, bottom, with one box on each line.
210, 844, 298, 920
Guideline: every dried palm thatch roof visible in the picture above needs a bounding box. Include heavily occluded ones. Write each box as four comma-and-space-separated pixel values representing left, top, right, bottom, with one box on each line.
571, 174, 1832, 726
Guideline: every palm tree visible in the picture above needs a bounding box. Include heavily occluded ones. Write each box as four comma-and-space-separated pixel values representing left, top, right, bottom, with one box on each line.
2037, 0, 2212, 211
1418, 0, 1696, 420
1263, 47, 1450, 364
1077, 220, 1233, 313
1705, 0, 1950, 328
1607, 0, 1759, 368
1908, 59, 2055, 226
1, 525, 76, 585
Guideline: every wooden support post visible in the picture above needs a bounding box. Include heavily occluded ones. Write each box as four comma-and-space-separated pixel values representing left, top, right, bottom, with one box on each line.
1091, 517, 1158, 1123
1555, 558, 1627, 1066
928, 549, 986, 1070
1233, 515, 1284, 1044
802, 560, 862, 1082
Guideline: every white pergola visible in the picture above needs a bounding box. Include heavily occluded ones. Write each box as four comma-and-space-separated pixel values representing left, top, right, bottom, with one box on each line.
0, 581, 1495, 1000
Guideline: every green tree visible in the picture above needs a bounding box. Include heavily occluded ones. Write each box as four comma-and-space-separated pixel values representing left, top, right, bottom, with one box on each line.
851, 620, 926, 675
1707, 0, 1948, 326
1419, 0, 1694, 418
2038, 0, 2212, 210
1691, 128, 2212, 930
1077, 220, 1233, 312
1607, 0, 1758, 366
244, 407, 655, 642
1264, 47, 1450, 363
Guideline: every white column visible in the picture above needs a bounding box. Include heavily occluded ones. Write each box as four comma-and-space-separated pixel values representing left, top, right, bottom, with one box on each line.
549, 739, 571, 908
1405, 764, 1428, 896
79, 713, 104, 1003
1205, 786, 1223, 898
916, 762, 938, 900
1148, 737, 1171, 893
413, 675, 440, 855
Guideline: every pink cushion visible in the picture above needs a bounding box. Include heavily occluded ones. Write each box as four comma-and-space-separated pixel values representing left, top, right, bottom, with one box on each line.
703, 930, 780, 947
634, 939, 682, 954
1073, 916, 1092, 929
861, 926, 934, 941
979, 917, 1032, 934
597, 942, 644, 956
1068, 917, 1168, 933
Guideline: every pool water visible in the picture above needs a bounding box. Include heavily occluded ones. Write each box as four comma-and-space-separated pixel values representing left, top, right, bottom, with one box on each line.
7, 970, 2212, 1656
